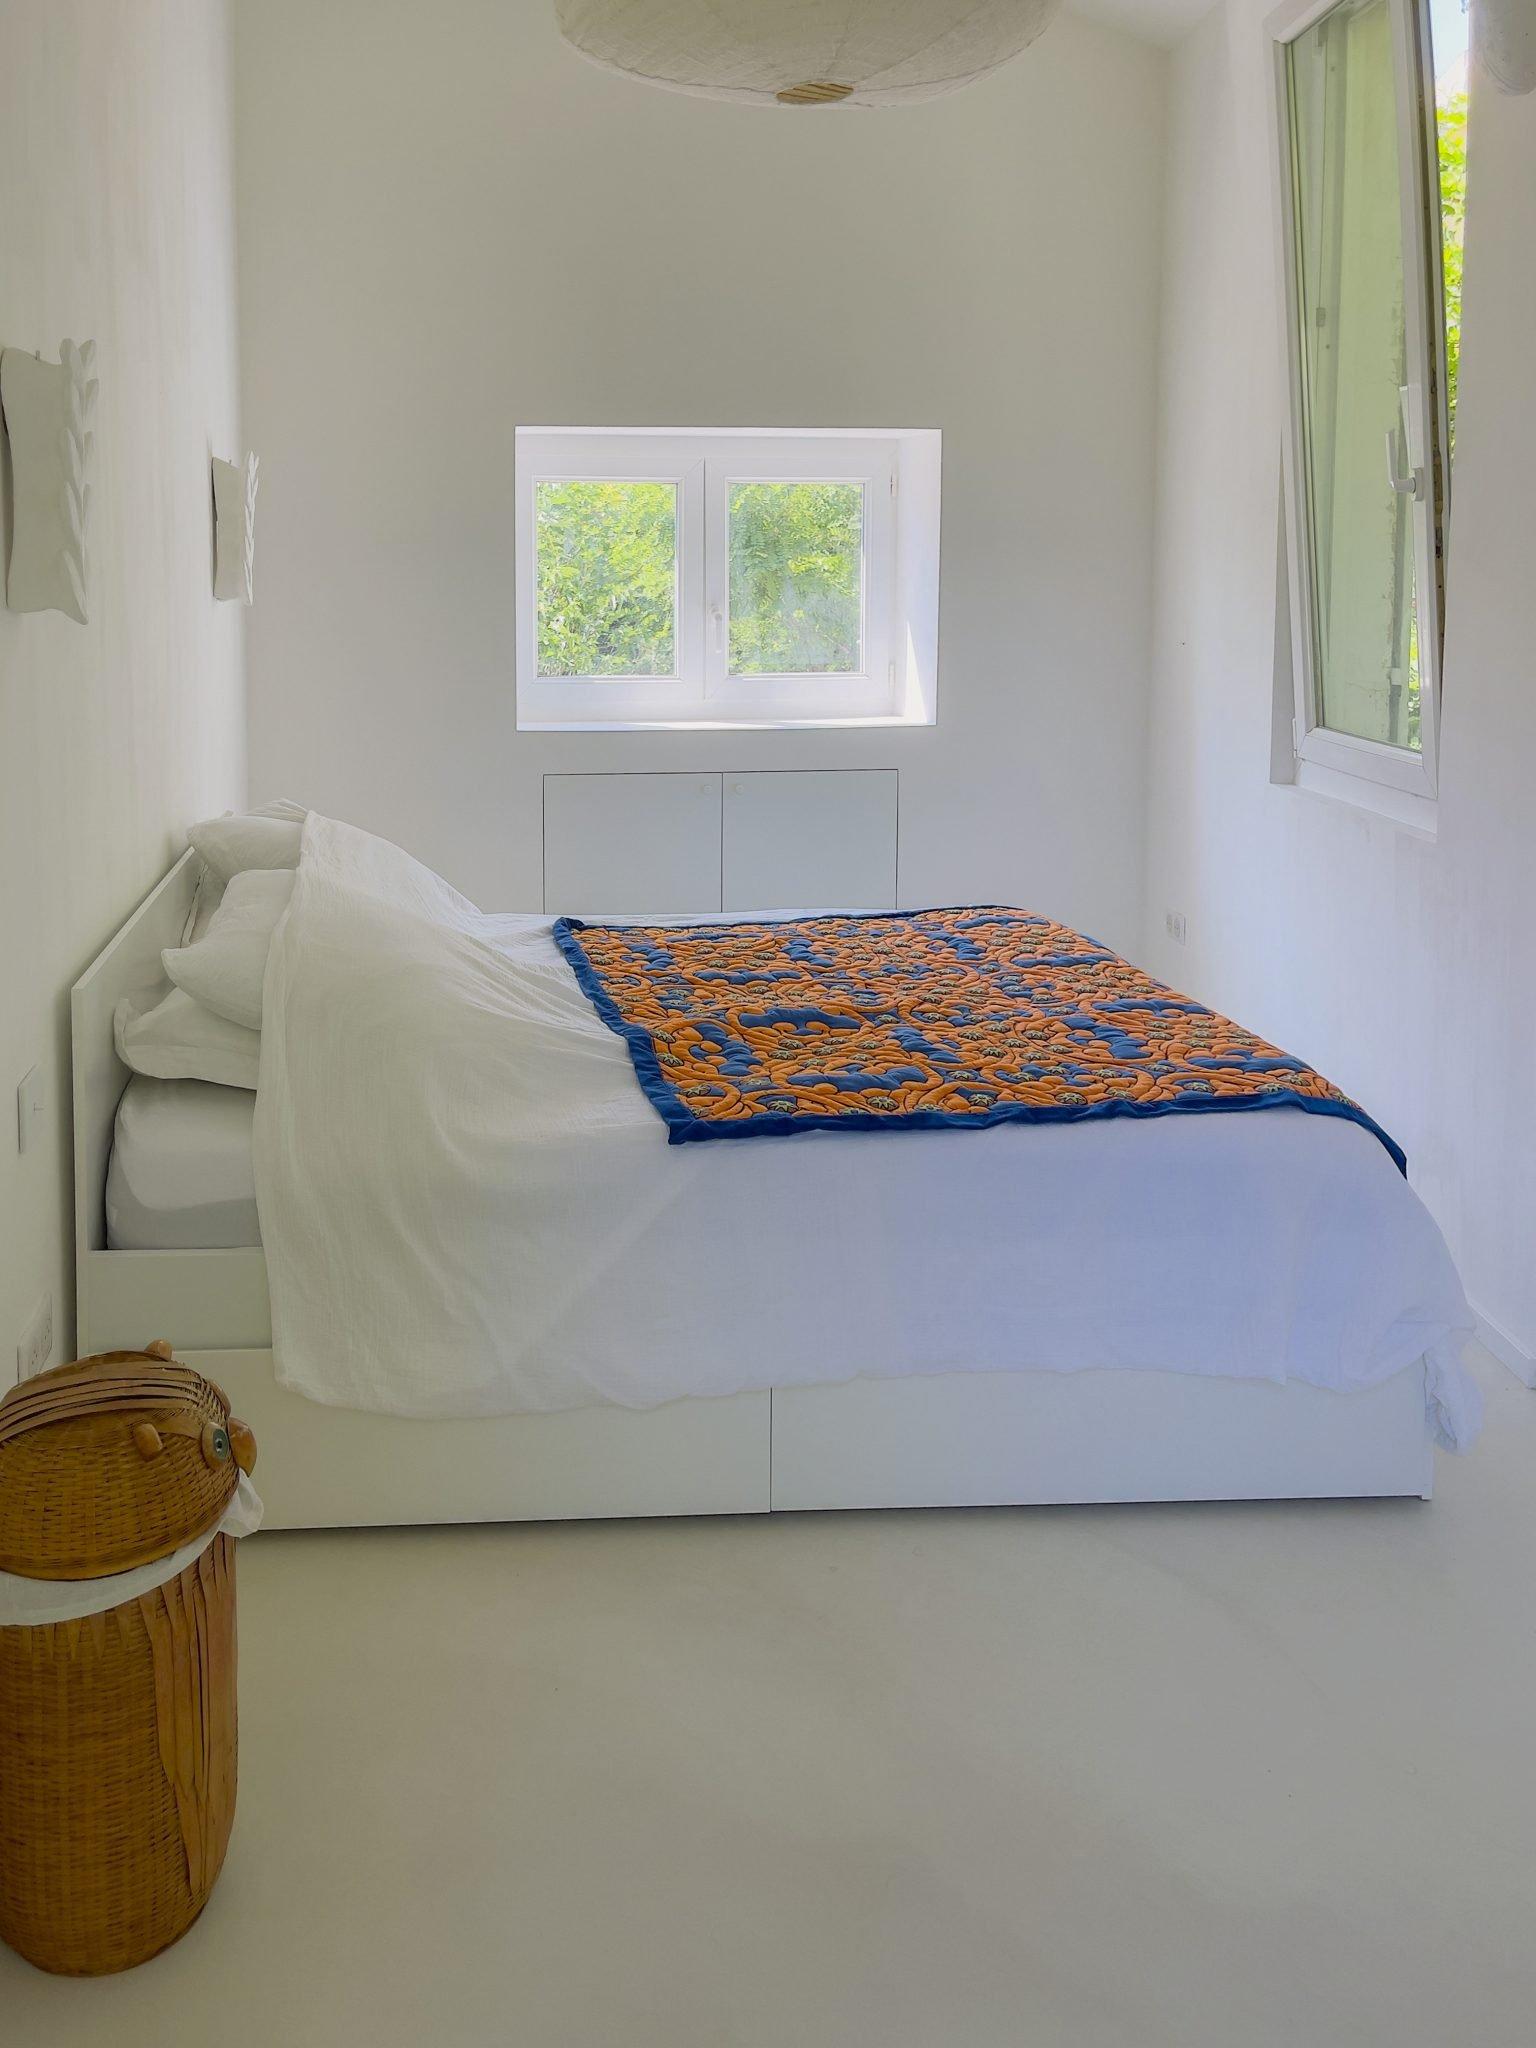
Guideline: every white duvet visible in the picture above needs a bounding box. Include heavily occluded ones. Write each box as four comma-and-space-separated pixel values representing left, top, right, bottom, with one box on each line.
253, 817, 1480, 1446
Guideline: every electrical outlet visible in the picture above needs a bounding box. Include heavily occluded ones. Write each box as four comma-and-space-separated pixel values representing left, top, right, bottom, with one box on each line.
16, 1295, 53, 1382
1165, 911, 1188, 946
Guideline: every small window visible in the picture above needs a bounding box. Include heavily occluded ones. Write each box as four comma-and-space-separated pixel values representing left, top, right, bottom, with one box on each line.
516, 429, 940, 730
1269, 0, 1457, 811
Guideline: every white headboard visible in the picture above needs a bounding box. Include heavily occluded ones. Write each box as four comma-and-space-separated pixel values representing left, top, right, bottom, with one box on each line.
70, 850, 200, 1266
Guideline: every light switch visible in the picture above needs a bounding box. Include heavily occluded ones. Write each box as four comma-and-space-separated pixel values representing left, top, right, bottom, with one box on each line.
16, 1065, 45, 1154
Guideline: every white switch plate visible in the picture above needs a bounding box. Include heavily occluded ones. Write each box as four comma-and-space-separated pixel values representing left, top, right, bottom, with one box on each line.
1164, 911, 1188, 946
17, 1294, 52, 1382
16, 1064, 45, 1153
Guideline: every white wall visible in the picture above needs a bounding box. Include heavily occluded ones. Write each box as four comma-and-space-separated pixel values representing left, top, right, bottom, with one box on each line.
0, 0, 247, 1364
233, 0, 1165, 946
1144, 4, 1536, 1367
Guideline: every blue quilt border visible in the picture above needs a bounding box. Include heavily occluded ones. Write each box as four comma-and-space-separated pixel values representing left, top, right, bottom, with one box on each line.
551, 911, 1408, 1175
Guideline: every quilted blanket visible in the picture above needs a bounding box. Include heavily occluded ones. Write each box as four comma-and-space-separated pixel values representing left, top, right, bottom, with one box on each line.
553, 907, 1405, 1169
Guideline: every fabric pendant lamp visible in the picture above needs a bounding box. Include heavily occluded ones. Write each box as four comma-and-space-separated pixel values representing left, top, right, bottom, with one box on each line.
555, 0, 1063, 108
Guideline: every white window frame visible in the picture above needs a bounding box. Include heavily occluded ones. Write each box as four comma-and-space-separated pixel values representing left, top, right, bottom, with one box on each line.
1266, 0, 1448, 814
515, 427, 938, 731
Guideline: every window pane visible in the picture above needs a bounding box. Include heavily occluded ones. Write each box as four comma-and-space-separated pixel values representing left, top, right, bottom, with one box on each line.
1430, 0, 1467, 455
1288, 0, 1420, 751
536, 480, 676, 678
728, 482, 863, 676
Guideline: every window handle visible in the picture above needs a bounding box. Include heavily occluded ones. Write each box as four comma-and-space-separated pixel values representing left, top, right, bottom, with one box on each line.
1385, 427, 1422, 501
710, 605, 724, 652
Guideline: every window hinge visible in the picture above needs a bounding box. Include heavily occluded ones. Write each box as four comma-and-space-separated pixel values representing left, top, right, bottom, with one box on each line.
1291, 715, 1299, 754
890, 472, 898, 501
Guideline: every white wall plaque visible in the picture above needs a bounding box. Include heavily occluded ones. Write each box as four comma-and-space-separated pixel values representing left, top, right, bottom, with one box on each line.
0, 338, 98, 623
212, 452, 259, 603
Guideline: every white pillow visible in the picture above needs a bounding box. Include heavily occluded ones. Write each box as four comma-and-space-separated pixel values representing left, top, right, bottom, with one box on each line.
115, 989, 262, 1091
162, 868, 295, 1031
182, 861, 225, 945
189, 809, 304, 884
182, 802, 308, 942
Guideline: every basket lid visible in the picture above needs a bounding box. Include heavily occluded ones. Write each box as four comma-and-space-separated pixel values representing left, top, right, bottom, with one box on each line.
0, 1341, 257, 1581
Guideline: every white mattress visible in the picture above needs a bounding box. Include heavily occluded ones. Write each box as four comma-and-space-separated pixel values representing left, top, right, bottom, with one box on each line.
106, 1075, 261, 1250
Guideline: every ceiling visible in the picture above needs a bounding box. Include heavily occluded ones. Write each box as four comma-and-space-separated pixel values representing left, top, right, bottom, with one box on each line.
1068, 0, 1215, 46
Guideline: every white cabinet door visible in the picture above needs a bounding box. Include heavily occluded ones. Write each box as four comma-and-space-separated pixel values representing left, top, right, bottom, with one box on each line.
543, 773, 722, 914
721, 770, 898, 912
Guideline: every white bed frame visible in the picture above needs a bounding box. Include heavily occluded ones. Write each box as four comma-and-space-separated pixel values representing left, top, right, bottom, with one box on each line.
71, 853, 1435, 1530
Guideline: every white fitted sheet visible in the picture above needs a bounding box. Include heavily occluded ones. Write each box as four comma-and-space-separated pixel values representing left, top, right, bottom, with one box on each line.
106, 1074, 261, 1250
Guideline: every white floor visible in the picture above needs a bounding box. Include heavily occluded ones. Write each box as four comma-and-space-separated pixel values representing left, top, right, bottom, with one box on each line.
4, 1342, 1533, 2048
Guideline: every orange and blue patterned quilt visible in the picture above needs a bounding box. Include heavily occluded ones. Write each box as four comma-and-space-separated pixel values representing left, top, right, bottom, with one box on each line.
552, 908, 1405, 1171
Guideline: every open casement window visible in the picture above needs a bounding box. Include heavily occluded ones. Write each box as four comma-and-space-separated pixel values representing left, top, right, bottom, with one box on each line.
515, 429, 939, 731
1269, 0, 1451, 813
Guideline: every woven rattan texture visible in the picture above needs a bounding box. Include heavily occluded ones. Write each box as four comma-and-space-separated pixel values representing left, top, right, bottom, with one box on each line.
0, 1353, 239, 1580
0, 1535, 239, 1975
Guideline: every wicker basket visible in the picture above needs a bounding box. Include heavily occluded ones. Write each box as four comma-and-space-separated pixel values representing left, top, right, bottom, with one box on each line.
0, 1343, 257, 1976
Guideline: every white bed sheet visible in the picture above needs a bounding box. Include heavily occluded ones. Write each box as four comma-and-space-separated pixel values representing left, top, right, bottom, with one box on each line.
106, 1074, 261, 1250
254, 817, 1481, 1445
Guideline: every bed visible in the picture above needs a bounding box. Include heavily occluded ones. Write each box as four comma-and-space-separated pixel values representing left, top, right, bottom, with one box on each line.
73, 832, 1476, 1531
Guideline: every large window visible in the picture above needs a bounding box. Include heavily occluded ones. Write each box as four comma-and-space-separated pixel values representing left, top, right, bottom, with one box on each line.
515, 428, 940, 731
1269, 0, 1459, 814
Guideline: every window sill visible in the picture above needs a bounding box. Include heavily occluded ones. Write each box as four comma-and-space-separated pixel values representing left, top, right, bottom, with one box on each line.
518, 712, 936, 734
1290, 758, 1439, 838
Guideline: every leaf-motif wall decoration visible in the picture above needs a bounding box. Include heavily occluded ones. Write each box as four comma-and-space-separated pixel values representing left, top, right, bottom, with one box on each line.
212, 451, 259, 603
0, 337, 99, 623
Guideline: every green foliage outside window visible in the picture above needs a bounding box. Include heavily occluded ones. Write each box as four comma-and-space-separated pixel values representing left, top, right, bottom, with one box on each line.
1437, 88, 1466, 452
536, 480, 677, 677
1405, 85, 1467, 753
534, 476, 865, 681
728, 482, 863, 675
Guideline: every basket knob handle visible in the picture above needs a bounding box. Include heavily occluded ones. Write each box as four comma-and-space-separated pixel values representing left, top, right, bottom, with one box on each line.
144, 1338, 175, 1361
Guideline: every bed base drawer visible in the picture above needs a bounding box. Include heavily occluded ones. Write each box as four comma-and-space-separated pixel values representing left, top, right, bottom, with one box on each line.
186, 1352, 770, 1528
768, 1364, 1433, 1511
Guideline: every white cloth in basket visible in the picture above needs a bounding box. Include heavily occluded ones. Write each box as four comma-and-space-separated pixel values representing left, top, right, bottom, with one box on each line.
0, 1473, 263, 1629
